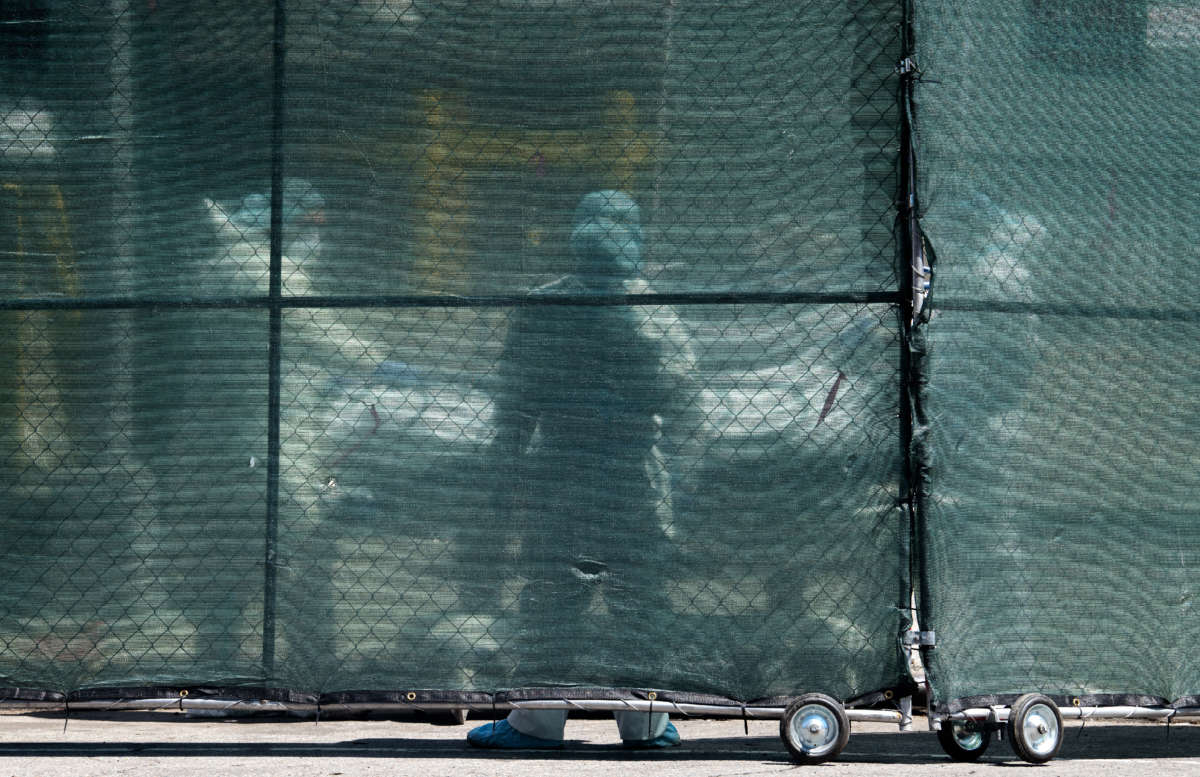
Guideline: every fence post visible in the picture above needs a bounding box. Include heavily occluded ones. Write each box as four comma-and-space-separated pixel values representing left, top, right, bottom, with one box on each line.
262, 0, 287, 683
896, 0, 934, 720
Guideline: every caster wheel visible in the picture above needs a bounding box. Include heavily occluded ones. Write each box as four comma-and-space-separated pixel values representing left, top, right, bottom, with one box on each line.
780, 693, 850, 764
1007, 693, 1062, 764
937, 719, 991, 761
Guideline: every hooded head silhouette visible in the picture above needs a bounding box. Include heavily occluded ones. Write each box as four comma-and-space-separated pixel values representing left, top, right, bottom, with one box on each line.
568, 190, 643, 287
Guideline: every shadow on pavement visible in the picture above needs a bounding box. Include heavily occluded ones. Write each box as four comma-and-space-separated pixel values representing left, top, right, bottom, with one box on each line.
3, 726, 1200, 763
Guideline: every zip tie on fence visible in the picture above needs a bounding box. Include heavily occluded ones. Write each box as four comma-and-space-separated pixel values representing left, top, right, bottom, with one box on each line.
742, 705, 749, 736
62, 699, 70, 733
647, 692, 655, 740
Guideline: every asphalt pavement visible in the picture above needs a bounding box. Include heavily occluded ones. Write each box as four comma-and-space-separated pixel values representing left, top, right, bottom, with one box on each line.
4, 711, 1200, 776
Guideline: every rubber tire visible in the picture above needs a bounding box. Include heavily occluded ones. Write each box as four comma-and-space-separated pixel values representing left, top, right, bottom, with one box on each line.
1007, 693, 1063, 764
780, 693, 851, 764
937, 719, 991, 761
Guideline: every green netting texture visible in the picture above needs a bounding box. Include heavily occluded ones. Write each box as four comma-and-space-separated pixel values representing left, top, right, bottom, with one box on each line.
280, 0, 902, 297
273, 303, 905, 697
915, 0, 1200, 708
1, 1, 908, 701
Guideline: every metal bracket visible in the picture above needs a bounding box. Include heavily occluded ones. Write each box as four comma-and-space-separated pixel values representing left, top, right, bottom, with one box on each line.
896, 57, 920, 76
903, 630, 936, 648
990, 705, 1007, 737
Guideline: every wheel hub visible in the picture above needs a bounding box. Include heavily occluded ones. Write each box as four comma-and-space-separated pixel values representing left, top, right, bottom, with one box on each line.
952, 722, 985, 750
1022, 705, 1060, 757
791, 705, 838, 753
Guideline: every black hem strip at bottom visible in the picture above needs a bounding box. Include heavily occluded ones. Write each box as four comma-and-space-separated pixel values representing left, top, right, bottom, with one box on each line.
1, 682, 915, 711
940, 692, 1196, 715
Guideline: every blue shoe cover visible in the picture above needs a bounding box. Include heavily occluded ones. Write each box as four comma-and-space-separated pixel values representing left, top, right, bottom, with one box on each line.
467, 719, 564, 749
622, 721, 681, 749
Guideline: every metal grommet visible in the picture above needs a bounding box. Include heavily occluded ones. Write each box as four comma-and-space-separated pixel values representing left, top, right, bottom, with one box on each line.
1072, 698, 1081, 707
179, 690, 189, 698
406, 692, 417, 702
884, 690, 894, 700
647, 691, 657, 701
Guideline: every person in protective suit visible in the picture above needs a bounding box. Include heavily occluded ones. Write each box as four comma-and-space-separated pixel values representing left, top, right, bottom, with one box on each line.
467, 191, 682, 749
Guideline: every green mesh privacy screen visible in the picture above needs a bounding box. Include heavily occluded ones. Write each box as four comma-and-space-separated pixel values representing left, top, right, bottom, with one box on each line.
1, 1, 910, 703
914, 1, 1200, 711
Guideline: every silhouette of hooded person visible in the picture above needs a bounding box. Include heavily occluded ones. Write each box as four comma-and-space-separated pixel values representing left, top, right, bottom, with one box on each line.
468, 190, 682, 748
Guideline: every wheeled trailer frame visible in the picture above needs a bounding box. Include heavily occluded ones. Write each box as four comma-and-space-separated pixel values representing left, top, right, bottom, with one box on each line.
932, 695, 1200, 764
8, 693, 909, 764
15, 692, 1193, 764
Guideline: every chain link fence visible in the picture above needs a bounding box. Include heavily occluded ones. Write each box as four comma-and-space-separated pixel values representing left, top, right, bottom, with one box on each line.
915, 0, 1200, 713
9, 0, 1199, 728
2, 0, 910, 705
